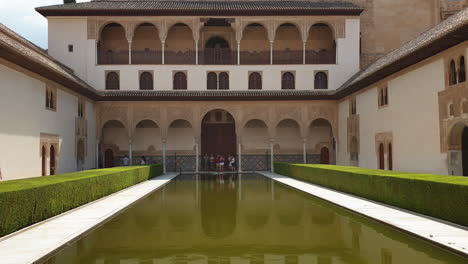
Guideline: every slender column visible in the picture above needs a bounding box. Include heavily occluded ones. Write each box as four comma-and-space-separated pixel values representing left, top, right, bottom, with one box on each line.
128, 41, 132, 65
237, 41, 241, 65
270, 139, 274, 172
161, 40, 165, 65
162, 138, 167, 174
96, 140, 100, 169
303, 42, 306, 65
195, 142, 199, 173
129, 140, 133, 165
238, 143, 242, 172
303, 138, 307, 163
195, 40, 199, 65
270, 41, 274, 65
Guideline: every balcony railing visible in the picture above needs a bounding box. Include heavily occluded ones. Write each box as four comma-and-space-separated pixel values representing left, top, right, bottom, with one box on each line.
97, 49, 336, 65
306, 50, 336, 64
97, 50, 129, 65
240, 51, 270, 65
165, 51, 196, 65
131, 50, 162, 65
200, 48, 236, 65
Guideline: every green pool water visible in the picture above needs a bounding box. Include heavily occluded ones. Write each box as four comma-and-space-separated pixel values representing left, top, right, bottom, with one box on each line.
44, 174, 467, 264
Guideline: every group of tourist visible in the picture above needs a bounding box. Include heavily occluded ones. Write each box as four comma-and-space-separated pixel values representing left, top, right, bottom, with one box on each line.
120, 155, 147, 166
203, 154, 236, 172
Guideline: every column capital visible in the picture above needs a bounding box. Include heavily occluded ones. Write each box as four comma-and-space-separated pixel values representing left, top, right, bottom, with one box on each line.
161, 137, 167, 144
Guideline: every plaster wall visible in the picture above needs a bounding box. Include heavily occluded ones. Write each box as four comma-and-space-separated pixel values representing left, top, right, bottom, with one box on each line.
337, 59, 447, 174
0, 64, 96, 181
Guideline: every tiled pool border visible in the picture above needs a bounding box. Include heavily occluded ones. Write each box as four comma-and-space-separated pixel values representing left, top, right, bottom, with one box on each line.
259, 172, 468, 258
0, 171, 467, 263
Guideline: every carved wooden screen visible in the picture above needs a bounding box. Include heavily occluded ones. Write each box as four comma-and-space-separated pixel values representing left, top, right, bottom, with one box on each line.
219, 72, 229, 90
173, 72, 187, 90
249, 72, 262, 90
282, 72, 295, 90
207, 72, 217, 90
106, 72, 120, 90
140, 72, 154, 90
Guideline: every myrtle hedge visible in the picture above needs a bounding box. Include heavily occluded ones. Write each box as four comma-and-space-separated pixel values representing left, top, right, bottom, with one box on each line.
0, 164, 163, 237
274, 162, 468, 227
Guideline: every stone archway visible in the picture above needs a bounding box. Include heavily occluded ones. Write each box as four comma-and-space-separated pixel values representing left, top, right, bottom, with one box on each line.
201, 109, 237, 168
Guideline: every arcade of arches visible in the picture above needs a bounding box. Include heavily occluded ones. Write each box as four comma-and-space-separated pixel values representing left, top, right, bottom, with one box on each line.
97, 101, 337, 172
96, 18, 337, 65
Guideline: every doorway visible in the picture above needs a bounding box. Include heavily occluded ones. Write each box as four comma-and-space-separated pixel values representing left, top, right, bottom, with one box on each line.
50, 145, 56, 175
105, 149, 114, 168
462, 127, 468, 176
320, 147, 330, 164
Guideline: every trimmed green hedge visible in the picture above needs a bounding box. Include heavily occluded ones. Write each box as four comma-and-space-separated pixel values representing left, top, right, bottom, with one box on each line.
0, 164, 163, 237
274, 162, 468, 227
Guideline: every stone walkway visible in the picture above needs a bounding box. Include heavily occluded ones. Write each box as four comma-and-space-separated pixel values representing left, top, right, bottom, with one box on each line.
0, 173, 178, 264
259, 172, 468, 257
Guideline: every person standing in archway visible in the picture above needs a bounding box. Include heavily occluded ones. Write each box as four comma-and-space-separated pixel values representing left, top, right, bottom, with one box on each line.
122, 155, 129, 166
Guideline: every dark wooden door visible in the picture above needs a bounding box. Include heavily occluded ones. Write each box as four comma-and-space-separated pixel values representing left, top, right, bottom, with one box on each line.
201, 123, 236, 159
42, 146, 46, 176
50, 145, 56, 175
105, 149, 114, 168
379, 143, 385, 170
320, 147, 330, 164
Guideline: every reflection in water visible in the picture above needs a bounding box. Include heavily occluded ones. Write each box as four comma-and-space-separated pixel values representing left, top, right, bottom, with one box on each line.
44, 174, 467, 264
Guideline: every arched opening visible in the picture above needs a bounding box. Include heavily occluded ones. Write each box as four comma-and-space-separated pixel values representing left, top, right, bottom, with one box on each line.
132, 23, 162, 64
308, 119, 334, 164
388, 143, 393, 171
173, 72, 187, 90
248, 72, 262, 90
201, 110, 237, 169
133, 120, 161, 165
306, 23, 336, 64
281, 72, 295, 90
104, 149, 114, 168
207, 72, 217, 90
241, 23, 270, 64
460, 56, 466, 83
101, 120, 128, 167
379, 143, 385, 170
463, 127, 468, 176
41, 146, 46, 176
276, 119, 302, 163
203, 36, 232, 65
139, 72, 153, 90
219, 72, 229, 90
350, 136, 359, 165
315, 72, 328, 89
167, 119, 194, 172
98, 23, 128, 64
320, 147, 330, 164
450, 60, 457, 85
50, 145, 56, 175
106, 72, 120, 90
273, 23, 302, 64
77, 139, 85, 170
166, 23, 195, 64
242, 119, 270, 171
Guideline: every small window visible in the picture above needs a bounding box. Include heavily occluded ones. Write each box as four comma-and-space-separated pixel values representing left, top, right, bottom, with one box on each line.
45, 87, 56, 111
388, 143, 393, 171
105, 72, 120, 90
249, 72, 262, 90
381, 249, 392, 264
173, 72, 187, 90
68, 44, 73, 53
219, 72, 229, 90
379, 87, 389, 107
459, 56, 466, 83
314, 72, 328, 89
350, 98, 357, 115
139, 72, 153, 90
78, 98, 85, 118
207, 72, 217, 90
282, 72, 295, 90
449, 60, 457, 85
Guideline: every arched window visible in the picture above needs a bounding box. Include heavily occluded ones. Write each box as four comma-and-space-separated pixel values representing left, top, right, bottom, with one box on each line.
219, 72, 229, 90
106, 72, 120, 90
249, 72, 262, 90
45, 90, 50, 108
139, 72, 153, 90
282, 72, 295, 90
315, 72, 328, 89
459, 56, 466, 83
207, 72, 217, 90
378, 143, 385, 170
173, 72, 187, 90
450, 60, 457, 85
388, 143, 393, 171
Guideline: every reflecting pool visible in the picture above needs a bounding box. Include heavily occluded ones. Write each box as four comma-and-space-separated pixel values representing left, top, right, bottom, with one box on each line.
44, 174, 467, 264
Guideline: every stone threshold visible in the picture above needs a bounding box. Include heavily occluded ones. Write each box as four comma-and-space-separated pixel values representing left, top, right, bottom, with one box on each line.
0, 173, 178, 264
259, 172, 468, 258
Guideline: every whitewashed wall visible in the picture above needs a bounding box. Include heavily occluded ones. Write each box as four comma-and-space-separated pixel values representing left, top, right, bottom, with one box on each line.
337, 59, 448, 174
0, 64, 96, 181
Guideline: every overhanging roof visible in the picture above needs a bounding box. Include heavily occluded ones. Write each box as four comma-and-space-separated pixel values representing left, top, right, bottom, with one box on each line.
36, 0, 363, 17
